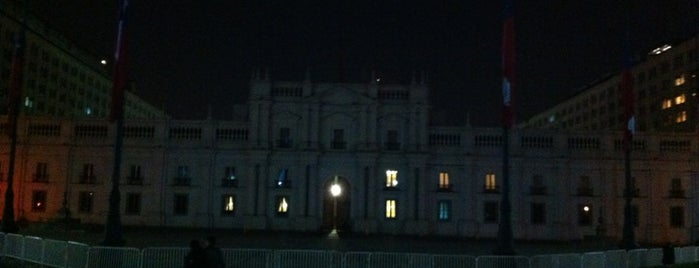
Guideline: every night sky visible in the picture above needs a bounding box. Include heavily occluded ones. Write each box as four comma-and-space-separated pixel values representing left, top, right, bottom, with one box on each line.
28, 1, 698, 126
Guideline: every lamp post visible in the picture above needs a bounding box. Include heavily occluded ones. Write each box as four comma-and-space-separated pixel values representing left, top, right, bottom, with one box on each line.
330, 183, 342, 236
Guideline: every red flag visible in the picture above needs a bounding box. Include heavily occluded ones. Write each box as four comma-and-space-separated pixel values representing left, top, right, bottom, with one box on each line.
109, 0, 129, 122
7, 28, 25, 118
502, 0, 515, 129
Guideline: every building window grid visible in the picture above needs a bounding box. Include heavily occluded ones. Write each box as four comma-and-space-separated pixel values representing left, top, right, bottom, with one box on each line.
428, 134, 461, 146
74, 125, 108, 138
168, 127, 202, 140
215, 128, 249, 141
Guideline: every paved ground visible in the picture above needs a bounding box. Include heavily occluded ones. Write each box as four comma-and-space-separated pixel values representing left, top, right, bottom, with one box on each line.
16, 223, 622, 257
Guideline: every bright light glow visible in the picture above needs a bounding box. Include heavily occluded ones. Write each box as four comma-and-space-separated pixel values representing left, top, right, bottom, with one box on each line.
650, 44, 672, 55
548, 115, 556, 123
675, 94, 686, 105
101, 59, 107, 65
676, 111, 687, 123
24, 97, 33, 108
583, 205, 590, 212
330, 184, 342, 197
485, 173, 497, 190
675, 75, 686, 86
85, 107, 92, 115
385, 170, 398, 187
385, 199, 396, 218
278, 197, 288, 213
225, 196, 234, 212
439, 172, 450, 189
662, 99, 673, 109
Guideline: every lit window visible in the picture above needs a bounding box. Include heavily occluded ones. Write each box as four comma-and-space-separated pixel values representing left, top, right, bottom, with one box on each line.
385, 170, 398, 187
662, 99, 673, 109
222, 195, 235, 215
438, 200, 451, 221
675, 75, 686, 86
276, 169, 290, 188
676, 111, 687, 123
277, 196, 289, 216
485, 173, 497, 191
385, 199, 397, 219
675, 94, 686, 105
438, 172, 450, 190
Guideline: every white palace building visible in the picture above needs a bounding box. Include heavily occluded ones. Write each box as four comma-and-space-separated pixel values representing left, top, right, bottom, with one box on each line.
1, 73, 698, 245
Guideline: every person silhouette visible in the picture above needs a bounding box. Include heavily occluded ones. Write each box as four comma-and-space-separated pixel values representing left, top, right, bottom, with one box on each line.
184, 239, 208, 268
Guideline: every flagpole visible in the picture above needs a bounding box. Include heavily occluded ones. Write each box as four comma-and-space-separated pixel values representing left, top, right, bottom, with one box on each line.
620, 1, 637, 250
103, 0, 129, 246
494, 0, 516, 255
1, 0, 27, 234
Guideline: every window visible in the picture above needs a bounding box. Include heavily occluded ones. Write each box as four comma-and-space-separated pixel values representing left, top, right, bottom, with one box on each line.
676, 111, 687, 123
578, 204, 592, 226
577, 176, 593, 196
530, 175, 546, 195
128, 165, 143, 185
173, 194, 188, 215
670, 206, 684, 228
31, 191, 47, 212
125, 193, 141, 215
385, 199, 397, 219
277, 127, 292, 148
670, 178, 684, 198
80, 163, 95, 184
34, 162, 49, 182
174, 166, 191, 186
276, 196, 289, 216
675, 94, 686, 105
332, 129, 346, 149
222, 166, 237, 187
530, 203, 546, 224
484, 173, 497, 192
675, 74, 685, 86
438, 200, 451, 221
78, 192, 94, 213
386, 130, 401, 150
484, 201, 499, 223
276, 169, 291, 188
385, 170, 398, 188
438, 172, 450, 191
662, 99, 672, 109
222, 195, 235, 216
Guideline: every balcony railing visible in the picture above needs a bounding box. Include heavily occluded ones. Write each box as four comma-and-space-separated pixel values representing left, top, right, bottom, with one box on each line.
483, 186, 499, 193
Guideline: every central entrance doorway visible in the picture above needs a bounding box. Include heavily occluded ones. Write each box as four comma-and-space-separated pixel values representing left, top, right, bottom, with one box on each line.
322, 176, 351, 234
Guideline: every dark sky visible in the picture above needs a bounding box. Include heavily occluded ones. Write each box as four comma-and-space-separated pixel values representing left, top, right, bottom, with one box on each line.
29, 1, 698, 126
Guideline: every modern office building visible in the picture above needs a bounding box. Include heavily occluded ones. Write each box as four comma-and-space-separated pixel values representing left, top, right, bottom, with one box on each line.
521, 34, 698, 132
1, 74, 697, 245
0, 0, 167, 119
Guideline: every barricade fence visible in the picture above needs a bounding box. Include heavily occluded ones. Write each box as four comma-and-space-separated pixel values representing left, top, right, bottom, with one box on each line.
0, 232, 695, 268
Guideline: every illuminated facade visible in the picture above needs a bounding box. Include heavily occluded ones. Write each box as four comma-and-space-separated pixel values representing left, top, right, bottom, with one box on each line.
1, 75, 699, 245
521, 34, 698, 132
0, 0, 167, 119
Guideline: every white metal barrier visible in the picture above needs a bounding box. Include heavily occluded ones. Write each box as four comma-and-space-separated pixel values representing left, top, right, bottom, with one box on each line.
1, 232, 698, 268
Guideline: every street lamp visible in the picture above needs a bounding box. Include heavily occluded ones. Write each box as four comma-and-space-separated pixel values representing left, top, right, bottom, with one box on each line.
330, 183, 342, 237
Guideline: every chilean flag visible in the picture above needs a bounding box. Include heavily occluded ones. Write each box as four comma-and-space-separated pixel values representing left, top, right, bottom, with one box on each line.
109, 0, 129, 122
502, 0, 515, 129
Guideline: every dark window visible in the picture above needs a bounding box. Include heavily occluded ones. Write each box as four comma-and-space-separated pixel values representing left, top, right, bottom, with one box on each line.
174, 166, 191, 186
125, 193, 141, 215
222, 166, 237, 187
385, 130, 400, 150
80, 163, 95, 184
174, 194, 188, 215
31, 191, 47, 212
670, 206, 684, 228
78, 192, 94, 213
34, 162, 49, 183
531, 203, 546, 224
276, 169, 291, 188
578, 204, 593, 226
484, 201, 499, 223
277, 127, 292, 148
128, 165, 143, 185
331, 129, 346, 149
